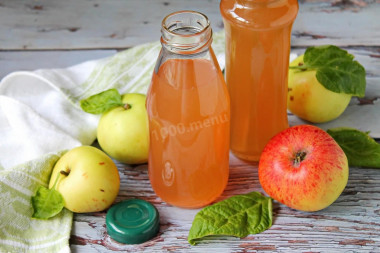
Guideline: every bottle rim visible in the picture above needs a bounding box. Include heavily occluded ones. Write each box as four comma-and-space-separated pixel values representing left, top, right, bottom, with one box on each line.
161, 10, 211, 37
160, 10, 212, 54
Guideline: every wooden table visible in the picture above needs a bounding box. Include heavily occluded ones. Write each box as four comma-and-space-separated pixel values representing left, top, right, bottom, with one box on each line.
1, 0, 379, 252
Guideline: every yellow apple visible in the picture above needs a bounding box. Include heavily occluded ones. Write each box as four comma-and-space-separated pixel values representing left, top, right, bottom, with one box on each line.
97, 93, 149, 164
49, 146, 120, 213
288, 55, 352, 123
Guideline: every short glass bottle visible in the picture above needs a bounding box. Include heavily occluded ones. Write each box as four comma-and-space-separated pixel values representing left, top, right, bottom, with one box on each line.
146, 11, 230, 208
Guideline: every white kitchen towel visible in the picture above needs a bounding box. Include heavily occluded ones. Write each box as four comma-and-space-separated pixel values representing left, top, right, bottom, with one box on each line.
0, 30, 379, 252
0, 151, 72, 253
0, 41, 159, 170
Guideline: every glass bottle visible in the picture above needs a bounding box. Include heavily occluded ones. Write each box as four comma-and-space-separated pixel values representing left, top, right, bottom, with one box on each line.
146, 11, 230, 208
220, 0, 299, 161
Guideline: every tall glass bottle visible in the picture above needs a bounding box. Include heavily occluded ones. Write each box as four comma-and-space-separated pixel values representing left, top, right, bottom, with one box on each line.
146, 11, 230, 208
220, 0, 299, 161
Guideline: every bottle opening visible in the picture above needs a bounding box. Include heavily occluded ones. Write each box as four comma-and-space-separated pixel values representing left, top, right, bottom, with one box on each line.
171, 27, 202, 35
163, 11, 209, 35
161, 11, 212, 54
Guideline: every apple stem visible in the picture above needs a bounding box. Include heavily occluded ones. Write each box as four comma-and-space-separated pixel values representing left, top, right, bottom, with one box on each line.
289, 62, 311, 72
293, 151, 307, 168
123, 103, 132, 110
60, 170, 70, 177
51, 173, 61, 190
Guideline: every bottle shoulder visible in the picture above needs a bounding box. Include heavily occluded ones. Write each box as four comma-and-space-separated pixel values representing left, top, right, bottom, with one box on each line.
220, 0, 299, 29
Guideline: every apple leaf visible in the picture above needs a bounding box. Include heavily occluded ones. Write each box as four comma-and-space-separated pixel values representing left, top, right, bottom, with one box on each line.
80, 88, 124, 114
327, 127, 380, 168
188, 192, 272, 245
31, 171, 65, 219
31, 185, 65, 219
291, 45, 366, 97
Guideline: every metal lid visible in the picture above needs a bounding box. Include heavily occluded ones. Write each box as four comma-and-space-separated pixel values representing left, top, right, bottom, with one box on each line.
106, 199, 160, 244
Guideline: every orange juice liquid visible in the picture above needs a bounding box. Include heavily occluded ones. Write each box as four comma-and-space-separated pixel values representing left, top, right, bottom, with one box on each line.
146, 55, 230, 208
220, 0, 299, 161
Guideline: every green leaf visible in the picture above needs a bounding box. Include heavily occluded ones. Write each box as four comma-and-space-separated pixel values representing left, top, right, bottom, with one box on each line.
31, 171, 65, 219
293, 45, 366, 97
31, 186, 64, 219
327, 127, 380, 168
188, 192, 272, 245
80, 88, 124, 114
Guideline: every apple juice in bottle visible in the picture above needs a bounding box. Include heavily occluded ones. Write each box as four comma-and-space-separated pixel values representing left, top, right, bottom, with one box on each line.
146, 11, 230, 208
220, 0, 298, 161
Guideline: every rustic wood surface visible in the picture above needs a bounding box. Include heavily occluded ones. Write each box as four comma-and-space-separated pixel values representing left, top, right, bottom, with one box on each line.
1, 0, 379, 252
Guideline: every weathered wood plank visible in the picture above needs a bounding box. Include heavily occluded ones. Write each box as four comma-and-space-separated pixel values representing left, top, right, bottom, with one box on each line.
0, 50, 115, 79
293, 1, 380, 46
0, 0, 379, 50
69, 154, 380, 252
0, 0, 224, 50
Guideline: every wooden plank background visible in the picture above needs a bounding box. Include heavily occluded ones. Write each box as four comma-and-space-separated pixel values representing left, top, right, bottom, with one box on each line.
1, 0, 379, 50
0, 0, 379, 252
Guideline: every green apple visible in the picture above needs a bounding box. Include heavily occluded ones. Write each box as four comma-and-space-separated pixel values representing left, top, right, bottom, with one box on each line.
97, 93, 149, 164
288, 55, 352, 123
49, 146, 120, 213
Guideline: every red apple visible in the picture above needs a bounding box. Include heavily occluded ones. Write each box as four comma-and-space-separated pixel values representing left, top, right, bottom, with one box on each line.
258, 125, 349, 212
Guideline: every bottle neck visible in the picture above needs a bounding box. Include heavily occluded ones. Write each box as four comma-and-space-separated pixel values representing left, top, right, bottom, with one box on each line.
160, 11, 212, 55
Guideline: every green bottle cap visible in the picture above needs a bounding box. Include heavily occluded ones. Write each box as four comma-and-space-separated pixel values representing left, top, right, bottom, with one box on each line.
106, 199, 160, 244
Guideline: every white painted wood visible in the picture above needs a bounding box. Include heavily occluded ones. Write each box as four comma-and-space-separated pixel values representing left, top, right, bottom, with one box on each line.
0, 0, 224, 50
293, 1, 380, 46
68, 155, 380, 252
0, 0, 379, 50
0, 50, 115, 79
